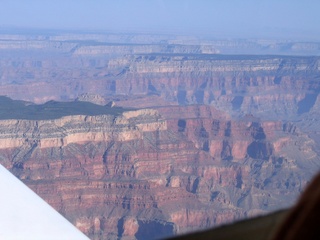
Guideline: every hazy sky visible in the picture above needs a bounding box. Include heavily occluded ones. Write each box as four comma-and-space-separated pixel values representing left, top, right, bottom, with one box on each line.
0, 0, 320, 40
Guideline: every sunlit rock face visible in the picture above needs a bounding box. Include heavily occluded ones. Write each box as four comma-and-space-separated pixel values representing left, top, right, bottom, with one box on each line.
0, 102, 318, 239
1, 50, 319, 121
0, 35, 319, 122
0, 33, 320, 239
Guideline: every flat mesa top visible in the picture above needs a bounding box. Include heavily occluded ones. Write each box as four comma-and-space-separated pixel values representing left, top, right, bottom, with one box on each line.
0, 96, 126, 120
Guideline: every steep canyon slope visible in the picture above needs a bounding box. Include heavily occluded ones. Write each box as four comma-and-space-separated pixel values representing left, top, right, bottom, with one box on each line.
0, 100, 318, 239
0, 32, 320, 239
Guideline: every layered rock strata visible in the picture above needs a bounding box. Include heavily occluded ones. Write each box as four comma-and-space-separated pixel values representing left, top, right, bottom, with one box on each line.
0, 103, 318, 239
1, 32, 320, 239
1, 52, 319, 122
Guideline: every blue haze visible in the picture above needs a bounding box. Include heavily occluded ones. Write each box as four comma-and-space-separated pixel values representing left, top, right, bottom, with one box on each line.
0, 0, 319, 40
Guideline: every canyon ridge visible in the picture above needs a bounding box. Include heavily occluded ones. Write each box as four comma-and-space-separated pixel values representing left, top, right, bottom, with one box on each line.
0, 31, 320, 239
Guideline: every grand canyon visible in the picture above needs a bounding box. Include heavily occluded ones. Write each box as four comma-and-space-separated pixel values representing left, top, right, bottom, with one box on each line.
0, 31, 320, 239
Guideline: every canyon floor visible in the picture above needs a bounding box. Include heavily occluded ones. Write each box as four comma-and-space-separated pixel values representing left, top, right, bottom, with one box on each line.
0, 31, 320, 239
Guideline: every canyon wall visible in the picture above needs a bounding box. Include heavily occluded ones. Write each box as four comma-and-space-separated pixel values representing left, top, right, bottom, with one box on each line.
0, 103, 318, 239
0, 48, 319, 121
0, 32, 320, 239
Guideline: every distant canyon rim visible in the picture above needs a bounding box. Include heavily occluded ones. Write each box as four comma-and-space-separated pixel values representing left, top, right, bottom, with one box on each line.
0, 31, 320, 240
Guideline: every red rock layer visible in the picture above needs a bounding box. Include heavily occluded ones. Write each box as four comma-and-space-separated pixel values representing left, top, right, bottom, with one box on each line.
0, 105, 318, 239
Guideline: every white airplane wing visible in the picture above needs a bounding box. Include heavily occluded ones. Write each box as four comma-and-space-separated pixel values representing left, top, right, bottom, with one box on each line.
0, 164, 89, 240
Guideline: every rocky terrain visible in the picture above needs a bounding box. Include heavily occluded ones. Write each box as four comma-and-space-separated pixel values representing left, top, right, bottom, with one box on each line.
0, 34, 319, 122
0, 99, 318, 239
0, 31, 320, 239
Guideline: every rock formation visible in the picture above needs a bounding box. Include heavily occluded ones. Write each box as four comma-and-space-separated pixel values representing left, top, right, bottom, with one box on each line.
0, 32, 320, 239
0, 98, 317, 239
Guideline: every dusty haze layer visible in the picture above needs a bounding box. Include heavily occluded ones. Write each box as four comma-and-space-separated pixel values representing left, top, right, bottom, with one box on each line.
0, 32, 320, 240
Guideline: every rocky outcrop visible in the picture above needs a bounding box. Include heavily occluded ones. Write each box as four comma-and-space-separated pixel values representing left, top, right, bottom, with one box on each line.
76, 93, 107, 105
73, 44, 219, 55
0, 102, 318, 239
0, 32, 319, 119
1, 51, 319, 121
0, 108, 165, 149
1, 32, 320, 239
109, 54, 320, 120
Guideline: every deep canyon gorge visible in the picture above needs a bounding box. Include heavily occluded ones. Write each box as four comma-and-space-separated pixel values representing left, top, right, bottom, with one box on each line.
0, 32, 320, 239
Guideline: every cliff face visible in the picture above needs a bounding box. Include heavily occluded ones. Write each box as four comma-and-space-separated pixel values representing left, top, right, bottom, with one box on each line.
109, 55, 320, 120
0, 33, 320, 122
0, 104, 318, 239
1, 52, 319, 121
1, 33, 320, 239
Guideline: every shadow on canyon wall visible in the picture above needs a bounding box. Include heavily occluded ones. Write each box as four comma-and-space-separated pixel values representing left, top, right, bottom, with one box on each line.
170, 172, 320, 240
